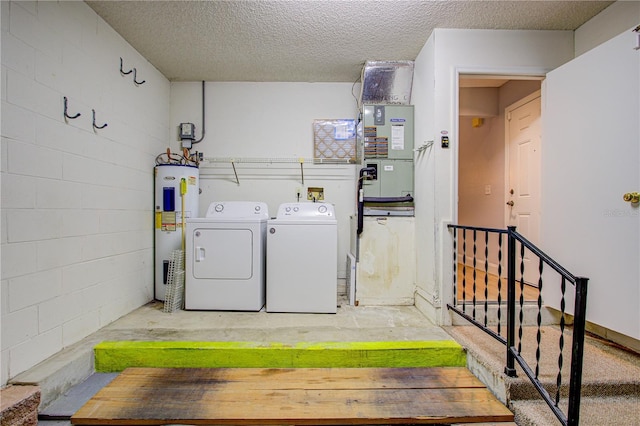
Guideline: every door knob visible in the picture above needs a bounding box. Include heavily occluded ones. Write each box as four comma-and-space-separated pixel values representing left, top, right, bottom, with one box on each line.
623, 192, 640, 203
506, 201, 514, 207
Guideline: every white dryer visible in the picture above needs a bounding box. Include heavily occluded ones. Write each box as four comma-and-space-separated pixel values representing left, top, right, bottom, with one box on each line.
185, 201, 268, 311
266, 202, 337, 313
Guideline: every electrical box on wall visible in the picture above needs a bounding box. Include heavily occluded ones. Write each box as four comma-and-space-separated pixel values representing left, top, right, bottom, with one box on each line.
180, 122, 196, 149
179, 122, 196, 140
360, 105, 414, 201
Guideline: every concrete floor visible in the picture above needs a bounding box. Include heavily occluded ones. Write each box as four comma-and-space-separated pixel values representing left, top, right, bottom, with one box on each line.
27, 299, 457, 425
107, 300, 452, 343
17, 299, 453, 411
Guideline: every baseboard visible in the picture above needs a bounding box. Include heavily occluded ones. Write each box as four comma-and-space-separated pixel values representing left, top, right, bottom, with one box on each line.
545, 307, 640, 354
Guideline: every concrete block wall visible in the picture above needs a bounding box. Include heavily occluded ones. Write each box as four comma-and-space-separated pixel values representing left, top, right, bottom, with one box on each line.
1, 1, 170, 385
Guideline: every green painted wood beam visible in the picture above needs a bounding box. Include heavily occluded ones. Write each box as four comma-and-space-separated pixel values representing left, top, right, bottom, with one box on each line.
94, 341, 466, 372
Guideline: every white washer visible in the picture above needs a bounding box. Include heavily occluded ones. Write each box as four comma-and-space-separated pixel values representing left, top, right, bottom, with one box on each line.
266, 202, 337, 313
185, 201, 269, 311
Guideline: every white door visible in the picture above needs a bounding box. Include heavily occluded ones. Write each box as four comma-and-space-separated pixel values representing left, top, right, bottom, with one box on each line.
542, 28, 639, 340
505, 92, 542, 284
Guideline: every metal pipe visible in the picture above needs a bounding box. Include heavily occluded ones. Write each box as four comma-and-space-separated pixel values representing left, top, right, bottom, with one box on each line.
193, 81, 206, 144
357, 167, 376, 235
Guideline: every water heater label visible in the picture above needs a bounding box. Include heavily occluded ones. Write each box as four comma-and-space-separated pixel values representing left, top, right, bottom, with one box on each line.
161, 212, 177, 231
188, 176, 197, 185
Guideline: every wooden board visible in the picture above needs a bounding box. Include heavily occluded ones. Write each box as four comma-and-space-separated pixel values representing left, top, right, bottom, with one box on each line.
71, 367, 514, 425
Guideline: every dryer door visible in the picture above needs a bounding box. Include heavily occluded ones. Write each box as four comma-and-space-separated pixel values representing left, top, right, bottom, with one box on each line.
192, 228, 253, 279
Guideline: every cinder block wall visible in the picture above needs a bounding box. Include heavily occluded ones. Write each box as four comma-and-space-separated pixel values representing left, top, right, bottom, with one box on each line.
1, 1, 170, 385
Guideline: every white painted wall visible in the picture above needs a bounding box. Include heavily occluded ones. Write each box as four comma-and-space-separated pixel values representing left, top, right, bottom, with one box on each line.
169, 82, 360, 278
574, 1, 640, 57
411, 29, 574, 324
410, 35, 437, 321
0, 1, 169, 385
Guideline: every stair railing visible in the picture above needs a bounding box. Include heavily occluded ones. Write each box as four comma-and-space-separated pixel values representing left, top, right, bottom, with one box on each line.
447, 224, 589, 426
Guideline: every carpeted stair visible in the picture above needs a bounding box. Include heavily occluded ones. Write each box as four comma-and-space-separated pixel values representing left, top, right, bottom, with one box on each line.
445, 325, 640, 425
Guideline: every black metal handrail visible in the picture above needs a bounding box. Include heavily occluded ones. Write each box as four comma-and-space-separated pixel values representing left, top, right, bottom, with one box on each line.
447, 224, 589, 426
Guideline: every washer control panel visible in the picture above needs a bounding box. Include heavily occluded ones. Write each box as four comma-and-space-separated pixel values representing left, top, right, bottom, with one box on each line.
276, 202, 334, 219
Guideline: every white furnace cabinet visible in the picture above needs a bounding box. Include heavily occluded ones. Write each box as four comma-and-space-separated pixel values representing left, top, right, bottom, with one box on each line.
355, 216, 416, 305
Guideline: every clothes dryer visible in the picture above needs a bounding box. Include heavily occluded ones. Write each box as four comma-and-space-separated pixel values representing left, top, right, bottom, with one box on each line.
266, 202, 337, 313
185, 201, 268, 311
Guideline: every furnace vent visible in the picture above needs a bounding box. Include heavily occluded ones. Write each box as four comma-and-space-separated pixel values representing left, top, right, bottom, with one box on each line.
360, 60, 414, 105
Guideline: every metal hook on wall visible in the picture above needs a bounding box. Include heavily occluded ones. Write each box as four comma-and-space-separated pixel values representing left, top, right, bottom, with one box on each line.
133, 68, 145, 85
63, 96, 81, 120
92, 109, 108, 130
120, 57, 133, 76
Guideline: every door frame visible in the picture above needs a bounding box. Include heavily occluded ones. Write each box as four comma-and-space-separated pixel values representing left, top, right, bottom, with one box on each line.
453, 68, 546, 279
453, 67, 548, 228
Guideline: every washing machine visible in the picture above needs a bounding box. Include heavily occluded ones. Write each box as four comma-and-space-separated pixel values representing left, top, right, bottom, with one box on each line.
185, 201, 269, 311
266, 202, 338, 313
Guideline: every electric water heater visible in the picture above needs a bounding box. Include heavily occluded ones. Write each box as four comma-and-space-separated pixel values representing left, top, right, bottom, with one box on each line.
154, 164, 199, 301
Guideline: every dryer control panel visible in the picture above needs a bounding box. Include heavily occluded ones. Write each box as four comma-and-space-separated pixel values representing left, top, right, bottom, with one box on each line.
204, 201, 269, 219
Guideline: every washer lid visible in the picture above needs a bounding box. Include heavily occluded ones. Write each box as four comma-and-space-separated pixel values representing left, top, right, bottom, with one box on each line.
203, 201, 269, 220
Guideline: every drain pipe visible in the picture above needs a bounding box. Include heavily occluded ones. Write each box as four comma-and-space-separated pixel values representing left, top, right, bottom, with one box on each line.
357, 167, 376, 235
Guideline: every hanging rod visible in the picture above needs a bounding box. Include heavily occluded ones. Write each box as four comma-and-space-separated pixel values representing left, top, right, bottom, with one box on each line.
202, 157, 353, 165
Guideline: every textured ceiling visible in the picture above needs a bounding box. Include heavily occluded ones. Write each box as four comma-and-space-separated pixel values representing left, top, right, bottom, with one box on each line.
86, 0, 613, 82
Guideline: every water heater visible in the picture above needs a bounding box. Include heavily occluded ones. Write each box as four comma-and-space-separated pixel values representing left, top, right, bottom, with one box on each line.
154, 164, 199, 301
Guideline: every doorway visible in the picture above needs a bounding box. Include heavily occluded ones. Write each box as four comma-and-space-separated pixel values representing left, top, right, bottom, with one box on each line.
457, 75, 542, 300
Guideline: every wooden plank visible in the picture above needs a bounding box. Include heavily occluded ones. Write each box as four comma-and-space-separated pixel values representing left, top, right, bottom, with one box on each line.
93, 341, 467, 372
72, 368, 514, 425
101, 367, 487, 390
